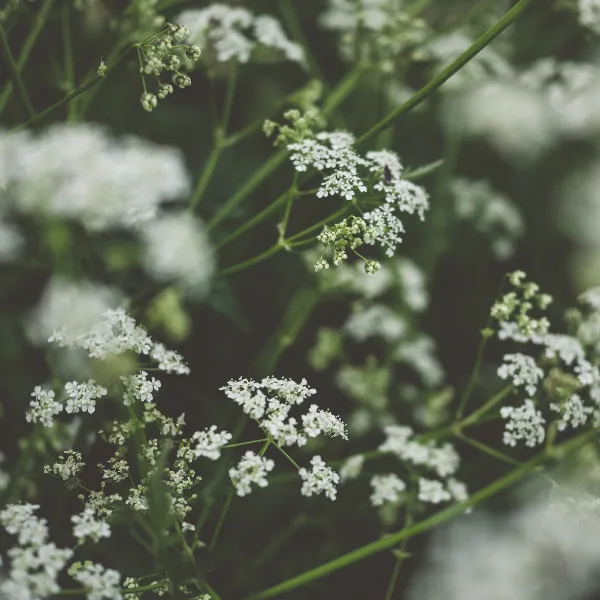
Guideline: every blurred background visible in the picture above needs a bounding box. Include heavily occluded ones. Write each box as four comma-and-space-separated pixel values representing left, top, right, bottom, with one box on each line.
2, 0, 600, 597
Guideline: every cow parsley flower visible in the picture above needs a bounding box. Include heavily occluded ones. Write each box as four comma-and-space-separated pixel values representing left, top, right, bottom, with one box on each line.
497, 353, 544, 397
299, 455, 340, 501
121, 371, 162, 405
177, 4, 303, 65
71, 508, 111, 543
0, 125, 189, 231
192, 425, 232, 460
301, 404, 348, 440
26, 386, 63, 427
70, 561, 122, 600
370, 473, 406, 506
579, 0, 600, 33
44, 450, 85, 482
500, 400, 546, 447
140, 211, 214, 295
550, 394, 593, 431
64, 379, 107, 414
229, 451, 275, 497
418, 478, 452, 504
339, 454, 365, 482
344, 304, 406, 342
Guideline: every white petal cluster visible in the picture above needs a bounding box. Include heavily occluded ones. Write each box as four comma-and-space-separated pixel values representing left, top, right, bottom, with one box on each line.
0, 213, 23, 262
229, 451, 275, 497
192, 425, 232, 460
140, 212, 214, 294
26, 386, 63, 427
379, 425, 464, 488
177, 4, 303, 64
301, 404, 348, 440
396, 258, 429, 312
222, 376, 346, 447
550, 394, 593, 431
0, 503, 73, 599
370, 473, 406, 506
497, 353, 544, 397
579, 0, 600, 33
299, 455, 340, 501
64, 379, 107, 414
71, 508, 111, 543
394, 335, 445, 388
500, 400, 546, 447
121, 371, 162, 405
70, 561, 122, 600
418, 478, 451, 504
44, 450, 84, 481
339, 454, 365, 482
363, 203, 405, 257
0, 125, 189, 231
344, 304, 406, 342
150, 342, 190, 375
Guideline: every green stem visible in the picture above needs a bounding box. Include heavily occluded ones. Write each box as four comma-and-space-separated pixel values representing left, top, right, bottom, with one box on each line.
404, 159, 444, 181
356, 0, 541, 146
457, 384, 513, 431
14, 44, 134, 130
455, 331, 490, 419
218, 244, 282, 277
274, 443, 301, 470
62, 0, 76, 122
245, 428, 598, 599
0, 24, 35, 117
223, 438, 268, 449
0, 0, 54, 117
189, 143, 224, 210
456, 432, 522, 467
221, 63, 238, 135
279, 172, 298, 243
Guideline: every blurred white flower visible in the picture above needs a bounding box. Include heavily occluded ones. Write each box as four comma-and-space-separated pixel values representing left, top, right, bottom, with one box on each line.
140, 211, 214, 295
0, 125, 189, 231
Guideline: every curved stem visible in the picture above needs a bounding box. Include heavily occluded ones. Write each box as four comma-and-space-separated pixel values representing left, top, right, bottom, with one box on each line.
244, 428, 599, 599
189, 143, 224, 209
0, 24, 35, 117
356, 0, 541, 146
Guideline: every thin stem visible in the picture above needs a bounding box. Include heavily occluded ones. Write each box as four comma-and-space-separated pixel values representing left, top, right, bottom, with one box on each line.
218, 244, 282, 277
14, 44, 134, 130
189, 143, 224, 209
274, 443, 301, 470
223, 438, 268, 449
456, 432, 522, 467
457, 384, 514, 431
244, 428, 599, 600
208, 487, 235, 552
221, 63, 238, 135
62, 0, 76, 121
455, 331, 491, 419
0, 0, 54, 117
404, 159, 444, 181
279, 172, 299, 243
0, 24, 35, 117
356, 0, 541, 146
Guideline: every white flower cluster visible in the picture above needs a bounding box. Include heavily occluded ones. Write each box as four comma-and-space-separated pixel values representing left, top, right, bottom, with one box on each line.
0, 503, 73, 599
122, 371, 162, 405
71, 508, 111, 544
579, 0, 600, 34
500, 399, 546, 447
299, 455, 340, 501
192, 425, 232, 460
222, 376, 346, 446
319, 0, 428, 69
50, 308, 189, 372
370, 473, 406, 506
69, 561, 122, 600
550, 394, 593, 432
222, 377, 346, 499
451, 178, 524, 260
229, 451, 275, 497
64, 379, 108, 414
44, 450, 85, 482
177, 4, 304, 64
376, 425, 467, 506
497, 353, 544, 397
0, 125, 189, 231
344, 304, 406, 342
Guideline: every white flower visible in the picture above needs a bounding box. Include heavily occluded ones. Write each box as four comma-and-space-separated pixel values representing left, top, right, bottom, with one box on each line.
394, 335, 445, 388
150, 343, 190, 375
299, 455, 340, 501
177, 5, 303, 64
121, 371, 161, 405
301, 404, 348, 440
26, 386, 63, 427
497, 353, 544, 397
339, 454, 365, 483
44, 450, 84, 481
579, 0, 600, 33
370, 473, 406, 506
71, 562, 122, 600
500, 400, 546, 447
550, 394, 593, 431
446, 478, 469, 502
0, 125, 189, 231
192, 425, 232, 460
229, 451, 275, 497
64, 379, 107, 414
363, 203, 405, 257
71, 508, 111, 543
140, 211, 214, 295
419, 478, 451, 504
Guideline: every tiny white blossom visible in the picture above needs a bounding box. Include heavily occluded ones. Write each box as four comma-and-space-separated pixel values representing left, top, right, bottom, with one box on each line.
299, 455, 340, 501
550, 394, 593, 431
500, 400, 546, 447
64, 379, 107, 414
26, 386, 62, 427
301, 404, 348, 440
71, 562, 122, 600
229, 451, 275, 497
339, 454, 365, 483
497, 353, 544, 397
419, 478, 451, 504
121, 371, 161, 405
370, 473, 406, 506
71, 508, 111, 543
193, 426, 232, 460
